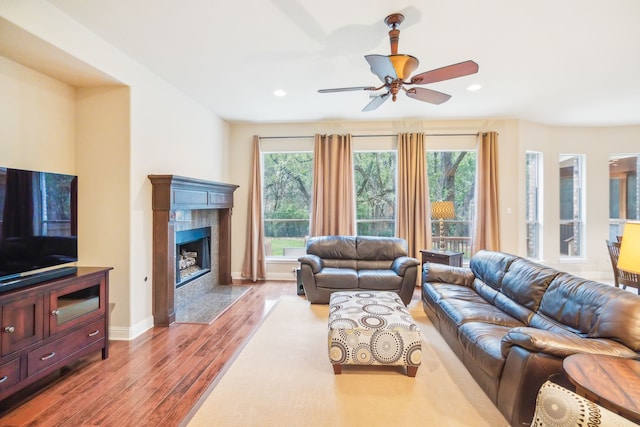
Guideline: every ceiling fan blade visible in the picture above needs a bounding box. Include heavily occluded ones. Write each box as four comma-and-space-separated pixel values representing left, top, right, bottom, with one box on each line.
318, 86, 376, 93
409, 60, 479, 85
362, 92, 391, 112
406, 87, 451, 105
365, 54, 397, 83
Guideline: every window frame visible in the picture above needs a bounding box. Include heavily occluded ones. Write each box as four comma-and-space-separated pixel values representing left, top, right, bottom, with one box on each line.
260, 139, 314, 259
526, 151, 543, 261
426, 148, 477, 259
559, 154, 586, 259
353, 149, 397, 237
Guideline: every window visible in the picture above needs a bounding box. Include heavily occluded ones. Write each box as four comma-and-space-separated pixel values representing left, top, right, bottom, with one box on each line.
559, 154, 585, 257
353, 151, 396, 236
609, 154, 640, 240
526, 152, 543, 259
427, 151, 476, 258
262, 152, 313, 257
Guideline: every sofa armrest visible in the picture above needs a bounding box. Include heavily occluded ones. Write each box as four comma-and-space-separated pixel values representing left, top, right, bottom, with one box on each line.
392, 256, 420, 276
298, 254, 322, 274
423, 263, 475, 287
501, 327, 638, 359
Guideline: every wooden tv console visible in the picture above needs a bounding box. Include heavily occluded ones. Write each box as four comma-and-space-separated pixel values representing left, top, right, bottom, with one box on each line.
0, 267, 111, 401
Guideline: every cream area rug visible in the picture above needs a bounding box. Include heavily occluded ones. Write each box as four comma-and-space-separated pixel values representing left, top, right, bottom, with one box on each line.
184, 295, 508, 427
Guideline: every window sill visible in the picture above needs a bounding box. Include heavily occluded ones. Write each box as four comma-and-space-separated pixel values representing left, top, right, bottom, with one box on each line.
266, 257, 301, 264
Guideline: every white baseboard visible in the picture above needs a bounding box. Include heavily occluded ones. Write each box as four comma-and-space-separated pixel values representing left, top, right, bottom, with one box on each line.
110, 315, 154, 341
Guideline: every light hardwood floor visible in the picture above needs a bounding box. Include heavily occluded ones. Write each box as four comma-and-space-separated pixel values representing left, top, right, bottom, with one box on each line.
0, 281, 298, 426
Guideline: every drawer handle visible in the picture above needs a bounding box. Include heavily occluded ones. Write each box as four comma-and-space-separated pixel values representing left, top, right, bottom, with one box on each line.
51, 309, 61, 316
40, 352, 56, 361
0, 376, 7, 383
88, 330, 100, 337
4, 326, 15, 333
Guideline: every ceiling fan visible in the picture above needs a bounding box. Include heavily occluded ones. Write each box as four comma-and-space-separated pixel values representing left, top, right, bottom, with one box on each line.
318, 13, 479, 112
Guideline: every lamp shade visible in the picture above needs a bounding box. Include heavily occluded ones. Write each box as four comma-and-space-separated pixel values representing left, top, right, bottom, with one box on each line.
431, 201, 455, 219
618, 222, 640, 275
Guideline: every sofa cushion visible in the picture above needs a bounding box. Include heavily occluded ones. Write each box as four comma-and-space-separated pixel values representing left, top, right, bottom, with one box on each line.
306, 236, 358, 259
358, 270, 403, 290
424, 282, 482, 305
356, 236, 408, 260
493, 292, 536, 325
459, 322, 512, 378
470, 278, 500, 304
529, 312, 581, 335
439, 296, 524, 328
499, 258, 558, 312
469, 250, 517, 290
540, 273, 640, 351
315, 268, 358, 289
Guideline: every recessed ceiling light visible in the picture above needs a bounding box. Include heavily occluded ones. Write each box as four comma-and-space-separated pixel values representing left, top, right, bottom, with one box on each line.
273, 89, 287, 97
467, 84, 482, 92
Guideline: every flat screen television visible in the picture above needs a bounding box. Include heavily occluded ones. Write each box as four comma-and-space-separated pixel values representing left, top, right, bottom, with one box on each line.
0, 166, 78, 290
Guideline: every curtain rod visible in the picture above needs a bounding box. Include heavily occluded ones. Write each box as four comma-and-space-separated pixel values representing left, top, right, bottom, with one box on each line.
258, 132, 479, 140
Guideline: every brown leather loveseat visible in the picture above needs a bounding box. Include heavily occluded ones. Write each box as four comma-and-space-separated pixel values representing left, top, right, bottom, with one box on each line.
298, 235, 420, 305
422, 250, 640, 426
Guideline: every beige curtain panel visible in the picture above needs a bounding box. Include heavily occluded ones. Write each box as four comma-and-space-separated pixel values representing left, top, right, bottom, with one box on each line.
310, 134, 356, 236
396, 132, 431, 260
241, 135, 266, 281
472, 131, 500, 254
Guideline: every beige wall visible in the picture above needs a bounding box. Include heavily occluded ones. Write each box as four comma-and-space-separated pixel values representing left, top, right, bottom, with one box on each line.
76, 86, 131, 329
1, 2, 228, 339
0, 57, 75, 172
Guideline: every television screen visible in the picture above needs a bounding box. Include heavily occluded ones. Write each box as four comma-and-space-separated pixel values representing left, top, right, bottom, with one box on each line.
0, 167, 78, 282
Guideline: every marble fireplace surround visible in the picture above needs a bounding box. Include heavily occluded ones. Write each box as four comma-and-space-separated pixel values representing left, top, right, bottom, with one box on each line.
148, 175, 238, 326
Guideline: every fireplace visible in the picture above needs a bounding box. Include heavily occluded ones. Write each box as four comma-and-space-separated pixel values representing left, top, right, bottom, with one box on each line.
175, 227, 211, 288
148, 175, 238, 326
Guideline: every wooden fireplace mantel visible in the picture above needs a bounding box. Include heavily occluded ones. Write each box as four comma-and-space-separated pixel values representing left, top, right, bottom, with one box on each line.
148, 175, 239, 326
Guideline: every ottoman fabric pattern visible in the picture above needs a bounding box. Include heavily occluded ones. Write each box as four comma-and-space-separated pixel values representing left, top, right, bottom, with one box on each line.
328, 291, 422, 374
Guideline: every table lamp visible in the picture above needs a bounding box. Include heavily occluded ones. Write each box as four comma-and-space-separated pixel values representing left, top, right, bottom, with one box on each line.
618, 222, 640, 275
431, 201, 455, 251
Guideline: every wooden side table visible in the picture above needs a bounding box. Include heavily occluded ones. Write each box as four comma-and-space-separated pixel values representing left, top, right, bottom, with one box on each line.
563, 353, 640, 423
420, 249, 463, 267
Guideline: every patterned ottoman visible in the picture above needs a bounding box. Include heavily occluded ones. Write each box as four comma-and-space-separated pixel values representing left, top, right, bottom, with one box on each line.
328, 291, 422, 377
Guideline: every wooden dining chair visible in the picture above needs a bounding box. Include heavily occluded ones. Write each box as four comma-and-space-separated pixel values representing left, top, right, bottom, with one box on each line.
606, 239, 640, 294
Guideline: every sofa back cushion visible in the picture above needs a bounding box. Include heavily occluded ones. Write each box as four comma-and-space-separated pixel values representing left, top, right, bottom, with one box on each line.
500, 258, 559, 312
356, 236, 408, 260
469, 250, 517, 290
306, 236, 358, 259
305, 236, 408, 270
539, 273, 640, 351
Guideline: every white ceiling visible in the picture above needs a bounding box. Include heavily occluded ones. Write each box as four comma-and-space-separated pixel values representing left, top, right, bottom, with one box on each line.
44, 0, 640, 126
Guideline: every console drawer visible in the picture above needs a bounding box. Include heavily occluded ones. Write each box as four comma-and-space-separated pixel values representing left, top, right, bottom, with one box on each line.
0, 358, 21, 392
27, 318, 105, 377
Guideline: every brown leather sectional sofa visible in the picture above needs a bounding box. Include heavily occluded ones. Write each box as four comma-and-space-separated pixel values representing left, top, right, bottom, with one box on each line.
422, 250, 640, 426
298, 235, 420, 305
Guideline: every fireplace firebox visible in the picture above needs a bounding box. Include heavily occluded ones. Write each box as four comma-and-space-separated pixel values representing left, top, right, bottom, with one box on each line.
175, 227, 211, 288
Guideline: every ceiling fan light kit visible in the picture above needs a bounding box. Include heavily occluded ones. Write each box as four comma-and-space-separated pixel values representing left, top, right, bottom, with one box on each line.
318, 13, 479, 112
